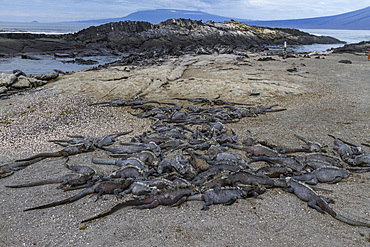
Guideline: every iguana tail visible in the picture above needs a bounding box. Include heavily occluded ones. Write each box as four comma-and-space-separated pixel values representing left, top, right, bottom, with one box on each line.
16, 152, 61, 162
6, 177, 63, 188
24, 187, 94, 211
335, 214, 370, 227
81, 197, 152, 223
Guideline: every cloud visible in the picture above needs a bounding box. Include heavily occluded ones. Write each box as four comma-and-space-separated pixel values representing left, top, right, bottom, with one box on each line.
246, 0, 369, 19
0, 0, 368, 22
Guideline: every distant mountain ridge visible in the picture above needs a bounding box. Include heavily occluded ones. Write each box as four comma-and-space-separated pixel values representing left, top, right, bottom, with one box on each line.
72, 9, 237, 24
73, 7, 370, 30
246, 6, 370, 30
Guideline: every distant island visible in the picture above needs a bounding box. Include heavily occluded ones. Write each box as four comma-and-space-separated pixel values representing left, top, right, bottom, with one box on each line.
69, 7, 370, 30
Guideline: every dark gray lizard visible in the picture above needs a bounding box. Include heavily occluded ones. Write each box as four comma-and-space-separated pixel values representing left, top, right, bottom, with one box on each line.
187, 185, 264, 210
49, 131, 132, 148
248, 156, 304, 172
291, 167, 350, 185
24, 179, 133, 211
122, 178, 177, 196
16, 143, 94, 162
294, 134, 327, 153
81, 185, 196, 223
0, 158, 45, 178
223, 143, 279, 157
329, 135, 362, 163
103, 142, 161, 156
283, 177, 370, 227
6, 161, 96, 189
294, 153, 342, 169
225, 170, 288, 188
6, 173, 92, 189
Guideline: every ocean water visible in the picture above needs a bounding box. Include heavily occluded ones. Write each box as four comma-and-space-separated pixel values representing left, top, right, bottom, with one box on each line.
291, 29, 370, 53
0, 55, 120, 74
301, 29, 370, 44
270, 29, 370, 53
0, 22, 93, 34
1, 22, 369, 74
0, 22, 119, 74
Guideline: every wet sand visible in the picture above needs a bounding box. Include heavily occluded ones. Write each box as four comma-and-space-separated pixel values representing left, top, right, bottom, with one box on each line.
0, 52, 369, 246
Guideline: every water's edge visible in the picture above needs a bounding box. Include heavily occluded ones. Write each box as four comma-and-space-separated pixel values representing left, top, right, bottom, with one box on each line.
1, 25, 369, 74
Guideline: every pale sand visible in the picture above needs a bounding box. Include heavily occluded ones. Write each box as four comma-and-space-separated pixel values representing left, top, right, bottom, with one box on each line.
0, 53, 369, 246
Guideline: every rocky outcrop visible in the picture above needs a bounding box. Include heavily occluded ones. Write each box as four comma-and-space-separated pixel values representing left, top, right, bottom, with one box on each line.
69, 19, 342, 55
1, 19, 343, 59
333, 41, 370, 54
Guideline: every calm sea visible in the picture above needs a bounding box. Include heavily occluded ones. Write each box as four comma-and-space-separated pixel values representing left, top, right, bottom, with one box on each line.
294, 29, 370, 52
1, 22, 370, 74
0, 22, 92, 34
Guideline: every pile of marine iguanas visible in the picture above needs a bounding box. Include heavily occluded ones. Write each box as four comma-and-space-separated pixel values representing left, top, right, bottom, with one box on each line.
1, 96, 369, 227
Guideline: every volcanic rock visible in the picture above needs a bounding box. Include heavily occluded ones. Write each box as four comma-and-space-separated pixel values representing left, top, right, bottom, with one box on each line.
0, 73, 17, 87
0, 19, 343, 60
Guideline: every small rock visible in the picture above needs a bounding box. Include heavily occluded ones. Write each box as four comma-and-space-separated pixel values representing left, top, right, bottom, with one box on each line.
32, 72, 59, 81
257, 57, 276, 61
54, 69, 65, 75
54, 53, 75, 58
196, 47, 213, 55
0, 86, 8, 93
21, 55, 40, 60
287, 68, 298, 72
28, 77, 46, 87
338, 60, 352, 64
75, 58, 98, 65
13, 69, 27, 77
0, 73, 17, 87
11, 75, 31, 89
250, 89, 260, 96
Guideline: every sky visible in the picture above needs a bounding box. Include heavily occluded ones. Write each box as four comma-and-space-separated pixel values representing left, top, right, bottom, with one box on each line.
0, 0, 369, 23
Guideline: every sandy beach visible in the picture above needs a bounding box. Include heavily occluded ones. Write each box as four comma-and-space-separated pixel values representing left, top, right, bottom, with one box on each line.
0, 52, 369, 246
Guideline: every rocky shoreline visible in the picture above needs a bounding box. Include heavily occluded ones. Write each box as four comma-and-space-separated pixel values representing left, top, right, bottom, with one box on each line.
333, 40, 370, 54
1, 39, 368, 100
0, 19, 343, 60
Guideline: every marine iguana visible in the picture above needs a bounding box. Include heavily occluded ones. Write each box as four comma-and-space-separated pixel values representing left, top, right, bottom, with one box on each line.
329, 135, 361, 161
16, 142, 95, 162
283, 177, 370, 227
6, 173, 93, 189
248, 156, 304, 172
294, 153, 343, 170
328, 135, 370, 167
253, 166, 293, 178
187, 185, 264, 210
103, 142, 161, 156
294, 134, 327, 153
6, 161, 96, 189
291, 167, 350, 185
24, 179, 133, 211
88, 99, 160, 107
0, 158, 45, 178
225, 170, 288, 188
81, 185, 196, 223
122, 178, 177, 196
223, 143, 279, 157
